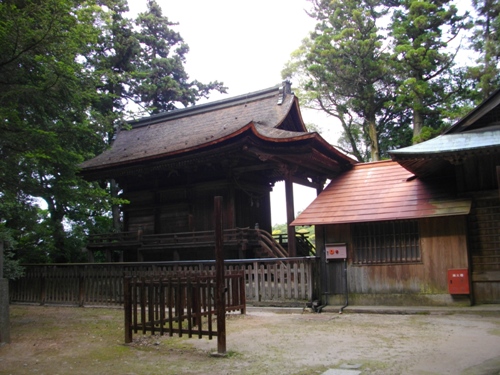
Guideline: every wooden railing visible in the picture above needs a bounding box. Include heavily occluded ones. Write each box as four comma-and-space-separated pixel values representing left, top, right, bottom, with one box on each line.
124, 272, 245, 343
9, 258, 318, 306
87, 228, 288, 259
273, 233, 316, 257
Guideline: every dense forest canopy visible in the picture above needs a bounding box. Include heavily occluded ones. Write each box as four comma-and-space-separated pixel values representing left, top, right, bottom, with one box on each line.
0, 0, 498, 272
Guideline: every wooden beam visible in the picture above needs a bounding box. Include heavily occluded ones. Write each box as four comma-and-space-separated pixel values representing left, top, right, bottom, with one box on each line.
232, 164, 276, 174
292, 175, 324, 190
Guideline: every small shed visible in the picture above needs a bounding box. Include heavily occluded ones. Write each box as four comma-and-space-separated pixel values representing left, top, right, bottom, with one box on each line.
293, 89, 500, 306
80, 82, 355, 261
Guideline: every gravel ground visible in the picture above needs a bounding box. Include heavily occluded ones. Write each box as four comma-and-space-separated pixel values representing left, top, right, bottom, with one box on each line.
1, 305, 500, 375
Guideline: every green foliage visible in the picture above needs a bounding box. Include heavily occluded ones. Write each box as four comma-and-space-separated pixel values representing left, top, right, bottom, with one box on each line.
467, 0, 500, 101
0, 0, 225, 264
131, 0, 226, 114
284, 0, 481, 155
412, 125, 447, 144
272, 223, 315, 246
2, 248, 25, 280
387, 0, 469, 138
283, 0, 411, 162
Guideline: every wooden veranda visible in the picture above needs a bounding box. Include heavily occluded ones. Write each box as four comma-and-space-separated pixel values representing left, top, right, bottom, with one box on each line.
86, 228, 315, 262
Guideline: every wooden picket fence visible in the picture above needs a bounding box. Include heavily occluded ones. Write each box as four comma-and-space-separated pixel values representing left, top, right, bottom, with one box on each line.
124, 272, 245, 343
9, 257, 319, 306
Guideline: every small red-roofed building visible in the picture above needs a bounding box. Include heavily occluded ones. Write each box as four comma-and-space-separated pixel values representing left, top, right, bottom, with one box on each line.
293, 89, 500, 306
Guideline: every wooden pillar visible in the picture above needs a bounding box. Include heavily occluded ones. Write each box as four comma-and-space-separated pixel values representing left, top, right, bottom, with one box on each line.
0, 241, 3, 279
497, 166, 500, 198
214, 196, 226, 354
154, 191, 161, 234
285, 170, 296, 257
0, 241, 11, 344
110, 179, 121, 232
228, 185, 236, 229
316, 178, 326, 196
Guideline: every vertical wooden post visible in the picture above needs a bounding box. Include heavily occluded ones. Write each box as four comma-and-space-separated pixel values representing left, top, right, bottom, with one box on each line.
214, 196, 226, 354
40, 266, 46, 306
285, 171, 296, 257
124, 276, 132, 343
78, 266, 85, 307
0, 241, 3, 279
0, 241, 11, 344
497, 166, 500, 198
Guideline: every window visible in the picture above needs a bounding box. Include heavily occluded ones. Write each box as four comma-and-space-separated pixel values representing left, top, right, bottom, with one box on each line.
352, 220, 420, 265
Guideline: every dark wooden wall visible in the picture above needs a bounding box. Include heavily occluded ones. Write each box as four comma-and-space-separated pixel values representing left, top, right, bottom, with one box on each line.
122, 180, 272, 235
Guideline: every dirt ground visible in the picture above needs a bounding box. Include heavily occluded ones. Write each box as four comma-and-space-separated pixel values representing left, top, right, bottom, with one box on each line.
1, 305, 500, 375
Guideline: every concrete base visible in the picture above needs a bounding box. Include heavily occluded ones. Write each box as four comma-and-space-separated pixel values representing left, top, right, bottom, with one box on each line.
0, 278, 10, 344
326, 292, 471, 307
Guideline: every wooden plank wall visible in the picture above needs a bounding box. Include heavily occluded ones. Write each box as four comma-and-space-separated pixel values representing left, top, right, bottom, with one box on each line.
123, 181, 272, 238
323, 216, 469, 297
469, 193, 500, 303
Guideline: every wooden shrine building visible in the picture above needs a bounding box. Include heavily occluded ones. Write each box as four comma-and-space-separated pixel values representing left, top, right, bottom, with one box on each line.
293, 88, 500, 305
80, 82, 355, 261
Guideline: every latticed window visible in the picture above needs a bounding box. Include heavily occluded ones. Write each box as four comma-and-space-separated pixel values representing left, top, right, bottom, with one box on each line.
352, 220, 421, 264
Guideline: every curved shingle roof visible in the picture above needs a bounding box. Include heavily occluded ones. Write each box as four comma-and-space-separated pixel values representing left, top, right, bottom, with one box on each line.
81, 84, 313, 172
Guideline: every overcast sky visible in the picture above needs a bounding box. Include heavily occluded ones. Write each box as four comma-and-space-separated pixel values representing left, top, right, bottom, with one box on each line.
128, 0, 338, 225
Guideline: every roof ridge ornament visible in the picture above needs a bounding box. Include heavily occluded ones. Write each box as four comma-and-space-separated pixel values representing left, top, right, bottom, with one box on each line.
277, 79, 292, 105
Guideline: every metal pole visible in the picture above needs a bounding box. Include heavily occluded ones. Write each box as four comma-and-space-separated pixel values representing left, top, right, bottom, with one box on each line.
214, 196, 226, 354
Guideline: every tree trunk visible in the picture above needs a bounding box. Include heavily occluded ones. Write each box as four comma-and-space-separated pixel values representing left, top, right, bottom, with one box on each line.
413, 106, 424, 141
45, 197, 67, 262
367, 116, 380, 161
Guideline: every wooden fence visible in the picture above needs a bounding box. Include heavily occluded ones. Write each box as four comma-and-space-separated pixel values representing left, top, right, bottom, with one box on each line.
9, 257, 319, 306
124, 272, 245, 343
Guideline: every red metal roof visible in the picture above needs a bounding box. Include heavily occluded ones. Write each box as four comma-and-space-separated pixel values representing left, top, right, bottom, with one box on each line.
292, 160, 471, 226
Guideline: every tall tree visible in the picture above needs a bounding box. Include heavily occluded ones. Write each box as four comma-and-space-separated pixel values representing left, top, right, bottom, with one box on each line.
86, 0, 141, 233
283, 0, 409, 162
468, 0, 500, 101
132, 0, 226, 114
0, 0, 114, 262
89, 0, 139, 126
1, 0, 228, 263
387, 0, 468, 140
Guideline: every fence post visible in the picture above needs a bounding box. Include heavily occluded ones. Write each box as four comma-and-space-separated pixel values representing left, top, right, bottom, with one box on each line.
40, 266, 46, 306
0, 241, 11, 344
78, 266, 85, 307
253, 261, 259, 302
124, 276, 132, 343
214, 196, 226, 355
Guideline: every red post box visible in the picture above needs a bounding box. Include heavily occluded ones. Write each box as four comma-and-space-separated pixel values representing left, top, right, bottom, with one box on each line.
447, 268, 469, 294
